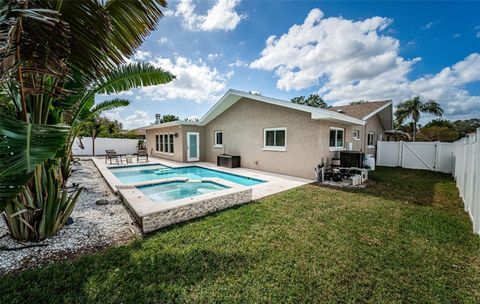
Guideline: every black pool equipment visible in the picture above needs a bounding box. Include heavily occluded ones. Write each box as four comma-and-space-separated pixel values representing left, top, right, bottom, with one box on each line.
340, 151, 365, 168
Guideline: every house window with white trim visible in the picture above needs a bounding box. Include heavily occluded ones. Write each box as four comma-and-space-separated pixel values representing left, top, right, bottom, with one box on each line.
159, 134, 164, 152
329, 127, 344, 149
263, 128, 286, 151
367, 132, 375, 147
169, 134, 174, 153
214, 131, 223, 147
157, 133, 174, 153
353, 130, 360, 141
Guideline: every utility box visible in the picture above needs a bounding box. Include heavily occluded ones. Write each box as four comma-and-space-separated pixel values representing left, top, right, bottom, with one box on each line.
340, 151, 365, 168
217, 154, 241, 168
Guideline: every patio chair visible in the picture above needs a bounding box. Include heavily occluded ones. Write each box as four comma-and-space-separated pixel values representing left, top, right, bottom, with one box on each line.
105, 150, 121, 164
137, 150, 149, 163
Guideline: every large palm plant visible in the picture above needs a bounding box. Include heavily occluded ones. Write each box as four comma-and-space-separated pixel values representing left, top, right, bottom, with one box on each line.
394, 96, 444, 141
0, 0, 174, 241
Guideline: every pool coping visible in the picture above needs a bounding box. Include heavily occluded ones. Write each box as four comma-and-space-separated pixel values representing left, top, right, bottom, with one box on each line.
91, 157, 312, 233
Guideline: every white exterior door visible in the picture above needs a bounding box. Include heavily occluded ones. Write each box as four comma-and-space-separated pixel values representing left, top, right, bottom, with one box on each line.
187, 132, 200, 161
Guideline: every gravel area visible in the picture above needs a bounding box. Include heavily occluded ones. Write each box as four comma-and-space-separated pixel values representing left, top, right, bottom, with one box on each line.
0, 159, 141, 275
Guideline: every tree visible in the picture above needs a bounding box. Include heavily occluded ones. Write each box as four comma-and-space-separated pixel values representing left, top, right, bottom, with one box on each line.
394, 96, 444, 141
423, 119, 454, 129
349, 100, 367, 106
416, 126, 458, 142
291, 94, 328, 108
452, 119, 480, 137
161, 114, 179, 123
0, 0, 174, 241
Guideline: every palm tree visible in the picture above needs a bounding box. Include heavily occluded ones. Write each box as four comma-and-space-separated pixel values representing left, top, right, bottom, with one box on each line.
394, 96, 444, 141
0, 0, 174, 241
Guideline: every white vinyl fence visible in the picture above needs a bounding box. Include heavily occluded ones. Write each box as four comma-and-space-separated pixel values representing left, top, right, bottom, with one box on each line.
453, 129, 480, 234
377, 141, 454, 173
72, 137, 139, 156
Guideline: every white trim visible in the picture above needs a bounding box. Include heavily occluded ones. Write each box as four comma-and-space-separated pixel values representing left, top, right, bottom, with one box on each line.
362, 101, 392, 120
367, 132, 375, 148
329, 127, 345, 149
214, 130, 223, 148
263, 127, 287, 151
199, 89, 366, 126
353, 129, 360, 141
140, 89, 367, 131
187, 132, 200, 162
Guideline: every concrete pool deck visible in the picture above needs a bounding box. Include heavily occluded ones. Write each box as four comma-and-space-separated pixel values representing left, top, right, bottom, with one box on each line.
91, 156, 313, 232
92, 156, 313, 200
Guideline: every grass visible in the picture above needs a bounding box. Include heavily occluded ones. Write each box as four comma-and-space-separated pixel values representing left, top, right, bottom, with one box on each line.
2, 167, 480, 303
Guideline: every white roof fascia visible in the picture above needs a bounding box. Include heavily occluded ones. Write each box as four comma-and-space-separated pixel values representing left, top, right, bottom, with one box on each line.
362, 101, 392, 120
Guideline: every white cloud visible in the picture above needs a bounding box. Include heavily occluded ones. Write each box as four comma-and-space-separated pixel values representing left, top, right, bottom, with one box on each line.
207, 53, 221, 60
158, 37, 169, 44
175, 0, 245, 31
251, 8, 480, 117
121, 111, 152, 130
141, 56, 228, 102
133, 50, 151, 61
228, 59, 247, 68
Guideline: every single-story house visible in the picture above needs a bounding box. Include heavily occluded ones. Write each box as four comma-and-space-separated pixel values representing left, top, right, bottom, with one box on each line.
141, 89, 393, 179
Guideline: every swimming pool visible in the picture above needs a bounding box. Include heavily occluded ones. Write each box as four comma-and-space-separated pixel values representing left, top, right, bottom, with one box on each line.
110, 164, 264, 186
138, 181, 229, 203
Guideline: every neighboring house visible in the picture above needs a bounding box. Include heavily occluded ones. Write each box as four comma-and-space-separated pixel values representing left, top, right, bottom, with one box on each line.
141, 89, 393, 179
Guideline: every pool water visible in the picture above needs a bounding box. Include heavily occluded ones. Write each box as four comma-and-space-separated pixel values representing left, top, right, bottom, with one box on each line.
110, 165, 264, 186
138, 181, 228, 203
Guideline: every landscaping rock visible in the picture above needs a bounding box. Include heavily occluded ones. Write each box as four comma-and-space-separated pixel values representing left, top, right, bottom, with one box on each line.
0, 159, 141, 275
95, 199, 110, 205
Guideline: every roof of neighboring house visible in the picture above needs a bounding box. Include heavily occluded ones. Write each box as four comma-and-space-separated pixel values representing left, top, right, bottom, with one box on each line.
326, 101, 392, 120
141, 89, 393, 130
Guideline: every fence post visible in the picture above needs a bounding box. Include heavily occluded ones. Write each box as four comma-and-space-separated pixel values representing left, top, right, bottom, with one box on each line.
399, 141, 404, 167
473, 129, 480, 233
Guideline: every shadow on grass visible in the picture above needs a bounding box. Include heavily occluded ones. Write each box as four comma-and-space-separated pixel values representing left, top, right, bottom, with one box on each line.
0, 241, 254, 303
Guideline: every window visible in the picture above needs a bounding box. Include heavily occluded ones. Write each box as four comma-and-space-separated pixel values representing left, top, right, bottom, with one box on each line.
367, 132, 375, 147
329, 127, 344, 149
214, 131, 223, 147
169, 134, 174, 153
162, 134, 167, 152
353, 130, 360, 140
156, 133, 174, 153
263, 128, 286, 151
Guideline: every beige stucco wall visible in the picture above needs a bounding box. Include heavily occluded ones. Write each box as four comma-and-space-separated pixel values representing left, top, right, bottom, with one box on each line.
343, 115, 386, 155
202, 97, 352, 179
145, 125, 184, 162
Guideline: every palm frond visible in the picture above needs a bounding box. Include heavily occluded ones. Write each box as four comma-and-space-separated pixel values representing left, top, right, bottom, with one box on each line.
104, 0, 167, 60
94, 62, 175, 94
90, 98, 130, 117
0, 114, 70, 176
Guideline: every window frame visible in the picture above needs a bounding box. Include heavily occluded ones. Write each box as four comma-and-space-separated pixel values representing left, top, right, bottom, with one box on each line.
329, 127, 345, 151
159, 134, 164, 152
353, 130, 360, 141
214, 130, 223, 148
263, 127, 287, 152
156, 133, 175, 154
367, 132, 375, 148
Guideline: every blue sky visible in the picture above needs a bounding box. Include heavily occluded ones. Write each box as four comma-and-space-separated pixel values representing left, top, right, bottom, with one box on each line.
99, 0, 480, 129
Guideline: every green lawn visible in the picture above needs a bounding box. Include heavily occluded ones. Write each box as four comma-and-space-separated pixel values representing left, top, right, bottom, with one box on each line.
2, 167, 480, 303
